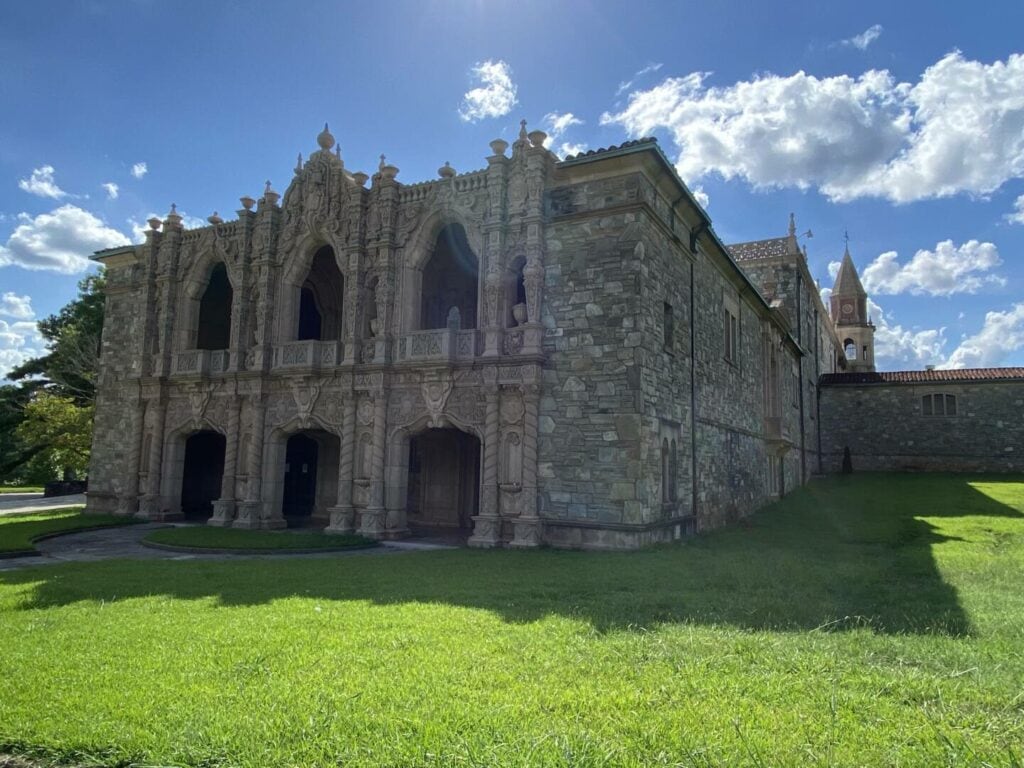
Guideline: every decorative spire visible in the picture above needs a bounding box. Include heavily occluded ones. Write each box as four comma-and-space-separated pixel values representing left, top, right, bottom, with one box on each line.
317, 122, 335, 151
295, 153, 303, 173
379, 154, 386, 171
788, 212, 796, 237
518, 119, 528, 141
843, 228, 851, 257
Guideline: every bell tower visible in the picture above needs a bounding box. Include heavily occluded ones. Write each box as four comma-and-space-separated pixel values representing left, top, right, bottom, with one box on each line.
830, 239, 875, 372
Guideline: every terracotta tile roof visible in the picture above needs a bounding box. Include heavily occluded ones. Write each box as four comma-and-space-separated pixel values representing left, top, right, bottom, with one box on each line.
821, 368, 1024, 385
559, 137, 657, 162
726, 236, 792, 261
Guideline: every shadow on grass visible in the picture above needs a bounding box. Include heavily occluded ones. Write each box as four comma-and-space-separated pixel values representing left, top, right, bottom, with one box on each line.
1, 474, 1021, 636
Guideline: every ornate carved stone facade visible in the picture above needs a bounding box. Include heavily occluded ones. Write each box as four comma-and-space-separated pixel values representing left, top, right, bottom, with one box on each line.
88, 125, 863, 549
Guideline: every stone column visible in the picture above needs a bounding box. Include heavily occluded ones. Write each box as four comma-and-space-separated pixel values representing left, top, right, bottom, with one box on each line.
511, 383, 542, 547
137, 399, 166, 519
359, 391, 388, 537
326, 397, 357, 533
209, 399, 241, 526
117, 398, 146, 516
469, 381, 502, 547
234, 398, 266, 529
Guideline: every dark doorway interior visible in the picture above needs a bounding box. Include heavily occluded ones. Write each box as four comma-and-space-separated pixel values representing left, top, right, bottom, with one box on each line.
181, 431, 225, 520
420, 224, 478, 330
283, 433, 319, 525
197, 263, 233, 350
407, 428, 480, 531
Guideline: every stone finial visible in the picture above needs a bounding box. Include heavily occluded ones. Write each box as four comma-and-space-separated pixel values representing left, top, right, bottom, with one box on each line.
519, 119, 528, 140
379, 154, 386, 171
381, 163, 399, 180
352, 171, 369, 187
527, 130, 547, 148
438, 161, 455, 179
165, 203, 182, 228
317, 122, 335, 151
788, 212, 796, 237
147, 216, 162, 231
239, 195, 256, 211
489, 138, 509, 157
296, 153, 304, 173
263, 180, 280, 206
207, 211, 223, 225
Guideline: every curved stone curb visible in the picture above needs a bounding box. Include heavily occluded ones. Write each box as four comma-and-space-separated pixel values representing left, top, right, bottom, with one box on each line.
140, 538, 380, 556
0, 521, 145, 560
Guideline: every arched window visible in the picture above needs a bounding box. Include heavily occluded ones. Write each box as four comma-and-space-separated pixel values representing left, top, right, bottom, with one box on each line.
844, 339, 857, 360
297, 246, 344, 341
420, 224, 478, 330
196, 263, 232, 350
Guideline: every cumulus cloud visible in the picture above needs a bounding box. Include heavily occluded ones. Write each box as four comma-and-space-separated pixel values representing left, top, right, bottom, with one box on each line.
617, 62, 663, 95
18, 165, 67, 199
1007, 194, 1024, 224
692, 185, 710, 208
459, 60, 517, 122
131, 162, 148, 179
0, 308, 43, 381
942, 303, 1024, 369
602, 51, 1024, 203
542, 112, 587, 158
862, 239, 1004, 296
102, 182, 119, 200
868, 298, 948, 369
842, 24, 883, 51
0, 293, 34, 320
0, 204, 130, 273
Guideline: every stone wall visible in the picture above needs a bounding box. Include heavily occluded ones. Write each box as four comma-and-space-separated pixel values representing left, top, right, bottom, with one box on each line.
819, 380, 1024, 472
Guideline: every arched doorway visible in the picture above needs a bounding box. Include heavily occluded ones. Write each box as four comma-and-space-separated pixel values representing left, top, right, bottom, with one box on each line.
180, 431, 225, 521
406, 428, 481, 532
277, 429, 341, 528
420, 224, 478, 330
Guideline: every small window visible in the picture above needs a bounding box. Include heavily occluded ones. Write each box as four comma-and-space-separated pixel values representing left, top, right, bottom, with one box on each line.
724, 308, 739, 363
663, 302, 675, 352
922, 393, 957, 417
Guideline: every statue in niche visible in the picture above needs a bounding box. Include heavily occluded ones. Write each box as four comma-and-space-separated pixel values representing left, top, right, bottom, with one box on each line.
502, 432, 522, 486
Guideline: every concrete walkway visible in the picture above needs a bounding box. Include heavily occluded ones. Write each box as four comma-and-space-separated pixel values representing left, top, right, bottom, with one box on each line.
0, 493, 86, 516
0, 521, 455, 572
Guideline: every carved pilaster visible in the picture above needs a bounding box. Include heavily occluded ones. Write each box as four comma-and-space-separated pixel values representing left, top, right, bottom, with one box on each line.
510, 382, 541, 548
326, 396, 357, 534
137, 398, 167, 519
234, 396, 266, 529
210, 398, 241, 526
117, 397, 145, 515
360, 391, 388, 538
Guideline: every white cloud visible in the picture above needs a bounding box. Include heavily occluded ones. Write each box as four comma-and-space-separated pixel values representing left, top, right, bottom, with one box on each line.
842, 24, 883, 51
18, 165, 67, 199
458, 60, 517, 122
0, 292, 34, 320
617, 62, 663, 95
0, 204, 130, 274
861, 239, 1004, 296
0, 315, 43, 381
558, 142, 588, 158
542, 112, 587, 158
131, 162, 148, 179
602, 51, 1024, 204
868, 298, 948, 370
102, 182, 119, 200
692, 185, 709, 208
827, 260, 842, 280
1007, 194, 1024, 224
942, 303, 1024, 369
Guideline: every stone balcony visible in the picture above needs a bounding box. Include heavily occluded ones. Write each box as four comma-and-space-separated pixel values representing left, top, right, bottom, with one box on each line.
396, 328, 480, 363
272, 340, 343, 371
171, 349, 230, 377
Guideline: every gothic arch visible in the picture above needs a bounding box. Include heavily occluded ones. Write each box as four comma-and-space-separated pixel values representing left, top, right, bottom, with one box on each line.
261, 416, 343, 529
276, 239, 347, 343
175, 253, 239, 352
159, 419, 228, 516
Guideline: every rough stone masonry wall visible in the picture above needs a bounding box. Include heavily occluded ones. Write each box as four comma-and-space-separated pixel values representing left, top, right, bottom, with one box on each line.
539, 175, 648, 548
691, 251, 801, 529
88, 257, 146, 510
820, 381, 1024, 473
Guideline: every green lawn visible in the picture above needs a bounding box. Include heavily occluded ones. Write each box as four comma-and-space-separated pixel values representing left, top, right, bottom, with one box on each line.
1, 474, 1022, 767
144, 526, 377, 552
0, 509, 139, 555
0, 486, 43, 494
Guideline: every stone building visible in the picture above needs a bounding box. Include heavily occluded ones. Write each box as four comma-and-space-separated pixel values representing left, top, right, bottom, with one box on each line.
87, 122, 864, 548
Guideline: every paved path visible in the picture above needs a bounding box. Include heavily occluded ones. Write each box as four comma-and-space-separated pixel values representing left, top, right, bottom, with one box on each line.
0, 494, 86, 516
0, 522, 454, 572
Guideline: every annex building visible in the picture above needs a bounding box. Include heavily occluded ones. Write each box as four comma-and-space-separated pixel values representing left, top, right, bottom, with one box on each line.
85, 123, 1024, 549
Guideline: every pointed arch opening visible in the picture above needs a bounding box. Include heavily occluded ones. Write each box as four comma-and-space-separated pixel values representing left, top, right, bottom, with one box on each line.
419, 224, 478, 330
297, 245, 345, 341
196, 263, 233, 350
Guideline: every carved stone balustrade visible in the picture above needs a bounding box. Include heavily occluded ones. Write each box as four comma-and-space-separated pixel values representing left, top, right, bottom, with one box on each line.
171, 349, 231, 377
271, 340, 343, 372
396, 329, 480, 363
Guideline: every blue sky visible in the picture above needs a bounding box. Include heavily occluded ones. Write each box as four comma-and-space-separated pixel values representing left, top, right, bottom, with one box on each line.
2, 0, 1023, 376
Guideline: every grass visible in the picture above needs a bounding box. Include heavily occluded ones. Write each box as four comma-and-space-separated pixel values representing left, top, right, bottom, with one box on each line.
144, 526, 377, 552
0, 473, 1023, 766
0, 509, 139, 555
0, 487, 43, 494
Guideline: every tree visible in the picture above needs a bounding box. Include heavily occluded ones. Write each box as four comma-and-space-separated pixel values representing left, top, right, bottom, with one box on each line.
1, 273, 105, 483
